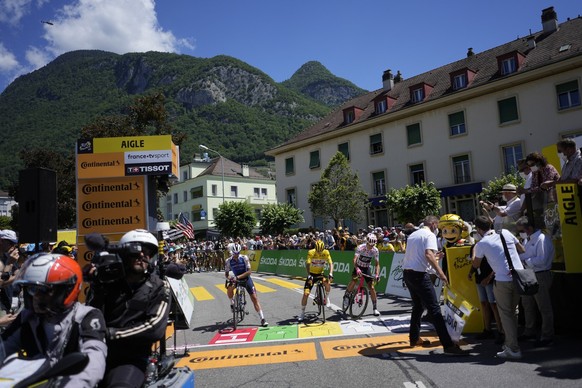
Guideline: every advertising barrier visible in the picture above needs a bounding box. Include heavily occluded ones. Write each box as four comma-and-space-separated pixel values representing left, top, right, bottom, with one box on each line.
254, 249, 392, 291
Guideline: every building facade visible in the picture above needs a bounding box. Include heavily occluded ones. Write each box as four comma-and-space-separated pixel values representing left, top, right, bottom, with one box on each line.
267, 7, 582, 229
160, 155, 277, 237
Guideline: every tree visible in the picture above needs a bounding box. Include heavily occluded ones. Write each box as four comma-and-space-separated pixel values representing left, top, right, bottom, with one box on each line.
260, 203, 304, 236
479, 170, 524, 203
384, 182, 442, 225
214, 201, 256, 238
308, 152, 368, 227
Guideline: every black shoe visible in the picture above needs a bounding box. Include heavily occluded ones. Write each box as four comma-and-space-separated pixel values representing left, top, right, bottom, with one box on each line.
410, 338, 430, 347
476, 329, 494, 340
443, 345, 470, 356
518, 334, 536, 342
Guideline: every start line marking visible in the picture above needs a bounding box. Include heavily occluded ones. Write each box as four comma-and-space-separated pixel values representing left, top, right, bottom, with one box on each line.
174, 333, 442, 371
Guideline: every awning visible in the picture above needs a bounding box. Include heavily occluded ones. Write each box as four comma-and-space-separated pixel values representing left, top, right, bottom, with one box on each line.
368, 195, 386, 207
438, 182, 483, 197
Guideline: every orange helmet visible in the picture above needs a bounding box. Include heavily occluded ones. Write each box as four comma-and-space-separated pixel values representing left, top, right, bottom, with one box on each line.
315, 240, 325, 253
15, 254, 82, 314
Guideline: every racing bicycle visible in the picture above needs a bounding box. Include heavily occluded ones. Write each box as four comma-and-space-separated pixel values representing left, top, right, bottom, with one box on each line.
312, 277, 328, 323
232, 279, 249, 329
342, 272, 375, 319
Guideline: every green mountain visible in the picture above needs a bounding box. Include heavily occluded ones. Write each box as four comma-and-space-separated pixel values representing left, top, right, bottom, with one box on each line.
282, 61, 367, 106
0, 50, 367, 189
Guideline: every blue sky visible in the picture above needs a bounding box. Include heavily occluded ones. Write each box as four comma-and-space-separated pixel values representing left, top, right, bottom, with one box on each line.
0, 1, 580, 93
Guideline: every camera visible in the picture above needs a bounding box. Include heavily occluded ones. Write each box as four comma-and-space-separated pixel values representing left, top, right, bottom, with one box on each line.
1, 272, 10, 281
92, 242, 144, 283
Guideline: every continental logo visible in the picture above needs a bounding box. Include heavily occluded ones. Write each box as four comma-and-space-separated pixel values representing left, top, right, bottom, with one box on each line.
80, 160, 121, 169
81, 182, 140, 194
331, 340, 406, 351
82, 199, 141, 211
189, 349, 301, 364
81, 216, 141, 229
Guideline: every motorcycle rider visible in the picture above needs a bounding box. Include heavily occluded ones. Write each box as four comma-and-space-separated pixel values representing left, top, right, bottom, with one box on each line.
0, 254, 107, 387
86, 229, 171, 388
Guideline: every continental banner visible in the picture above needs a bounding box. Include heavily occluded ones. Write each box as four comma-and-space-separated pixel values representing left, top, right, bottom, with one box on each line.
255, 250, 392, 290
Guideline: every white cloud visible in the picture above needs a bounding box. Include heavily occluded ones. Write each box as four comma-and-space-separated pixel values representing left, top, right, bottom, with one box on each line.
25, 45, 50, 69
0, 0, 46, 25
44, 0, 183, 56
0, 42, 20, 72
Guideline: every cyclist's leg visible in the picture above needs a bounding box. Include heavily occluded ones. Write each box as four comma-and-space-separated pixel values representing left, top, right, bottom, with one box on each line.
301, 276, 314, 307
246, 278, 268, 326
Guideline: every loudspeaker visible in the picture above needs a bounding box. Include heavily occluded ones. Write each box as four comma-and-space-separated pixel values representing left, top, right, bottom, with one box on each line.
18, 168, 58, 244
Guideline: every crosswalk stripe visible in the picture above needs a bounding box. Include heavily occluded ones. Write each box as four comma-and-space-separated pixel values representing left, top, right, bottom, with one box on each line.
215, 284, 228, 294
264, 278, 302, 289
190, 286, 214, 301
253, 283, 276, 293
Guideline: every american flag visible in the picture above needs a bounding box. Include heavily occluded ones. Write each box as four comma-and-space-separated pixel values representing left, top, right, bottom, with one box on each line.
175, 212, 195, 240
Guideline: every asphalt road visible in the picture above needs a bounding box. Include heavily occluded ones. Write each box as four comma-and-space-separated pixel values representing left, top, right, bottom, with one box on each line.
166, 270, 582, 388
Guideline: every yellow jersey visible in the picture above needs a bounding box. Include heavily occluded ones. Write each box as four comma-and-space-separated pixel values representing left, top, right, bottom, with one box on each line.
306, 249, 333, 275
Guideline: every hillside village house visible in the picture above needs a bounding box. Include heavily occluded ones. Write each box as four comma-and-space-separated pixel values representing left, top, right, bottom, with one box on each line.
160, 154, 276, 238
266, 7, 582, 230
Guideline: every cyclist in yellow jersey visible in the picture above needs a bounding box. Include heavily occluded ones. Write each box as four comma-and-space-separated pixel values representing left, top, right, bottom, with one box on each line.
298, 240, 333, 321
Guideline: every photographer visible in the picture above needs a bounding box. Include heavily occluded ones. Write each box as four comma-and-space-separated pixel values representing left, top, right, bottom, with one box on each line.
85, 229, 171, 388
0, 230, 21, 318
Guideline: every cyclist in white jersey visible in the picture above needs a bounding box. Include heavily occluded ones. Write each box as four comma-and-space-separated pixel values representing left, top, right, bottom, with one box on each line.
342, 233, 381, 316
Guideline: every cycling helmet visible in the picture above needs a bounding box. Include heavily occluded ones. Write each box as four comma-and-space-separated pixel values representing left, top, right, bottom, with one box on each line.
231, 243, 242, 254
315, 240, 325, 253
15, 254, 82, 315
366, 233, 377, 245
119, 229, 159, 257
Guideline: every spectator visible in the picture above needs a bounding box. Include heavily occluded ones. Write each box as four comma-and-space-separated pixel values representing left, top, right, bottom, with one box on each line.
471, 216, 525, 359
516, 216, 555, 347
524, 152, 560, 229
516, 158, 533, 217
468, 241, 504, 344
402, 216, 468, 356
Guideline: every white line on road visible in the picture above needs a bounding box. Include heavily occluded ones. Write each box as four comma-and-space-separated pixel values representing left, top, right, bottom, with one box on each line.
403, 382, 427, 388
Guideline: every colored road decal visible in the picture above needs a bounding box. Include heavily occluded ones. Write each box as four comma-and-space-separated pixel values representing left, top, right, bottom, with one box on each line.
175, 342, 317, 370
209, 328, 257, 345
264, 278, 302, 289
339, 318, 390, 335
253, 325, 298, 341
190, 286, 214, 301
214, 284, 228, 294
298, 322, 343, 338
319, 334, 441, 359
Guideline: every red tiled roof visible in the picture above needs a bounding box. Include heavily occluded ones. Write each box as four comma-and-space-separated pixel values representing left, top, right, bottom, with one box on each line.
269, 16, 582, 152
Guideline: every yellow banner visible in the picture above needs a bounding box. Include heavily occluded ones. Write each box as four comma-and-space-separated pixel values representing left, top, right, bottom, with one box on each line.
445, 246, 483, 333
76, 176, 146, 235
556, 183, 582, 273
171, 142, 179, 177
93, 135, 172, 153
77, 152, 124, 179
175, 343, 316, 370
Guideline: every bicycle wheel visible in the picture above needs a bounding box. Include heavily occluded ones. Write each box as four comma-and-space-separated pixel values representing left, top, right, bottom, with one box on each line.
232, 288, 239, 329
238, 287, 246, 323
318, 282, 326, 323
349, 285, 369, 319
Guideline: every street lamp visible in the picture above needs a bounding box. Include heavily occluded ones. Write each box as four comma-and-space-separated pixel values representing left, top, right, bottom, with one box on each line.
199, 144, 225, 204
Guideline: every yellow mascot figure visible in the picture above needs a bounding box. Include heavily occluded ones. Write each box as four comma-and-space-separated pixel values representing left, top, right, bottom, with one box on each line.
438, 214, 471, 247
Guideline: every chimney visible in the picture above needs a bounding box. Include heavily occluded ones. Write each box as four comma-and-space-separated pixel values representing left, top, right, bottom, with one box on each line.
541, 6, 558, 33
382, 69, 394, 90
394, 70, 403, 84
467, 47, 474, 57
527, 36, 536, 50
241, 164, 250, 177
